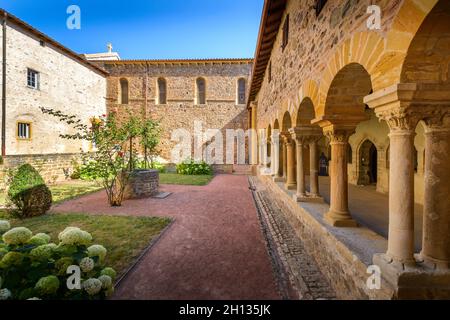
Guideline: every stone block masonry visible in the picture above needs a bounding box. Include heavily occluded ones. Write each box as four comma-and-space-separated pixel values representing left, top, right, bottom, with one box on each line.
99, 60, 252, 163
0, 153, 81, 189
124, 169, 159, 199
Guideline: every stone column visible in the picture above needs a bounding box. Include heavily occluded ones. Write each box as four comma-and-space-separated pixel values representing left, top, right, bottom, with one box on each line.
323, 127, 357, 227
290, 128, 307, 200
381, 113, 419, 265
250, 102, 258, 165
283, 134, 296, 190
309, 139, 321, 198
282, 140, 287, 181
295, 138, 306, 197
421, 117, 450, 269
271, 132, 280, 177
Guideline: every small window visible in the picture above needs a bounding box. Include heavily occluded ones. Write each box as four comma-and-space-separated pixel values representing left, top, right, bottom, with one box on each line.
120, 78, 129, 104
39, 40, 46, 47
27, 69, 39, 89
157, 78, 167, 104
17, 122, 31, 140
282, 14, 289, 50
196, 78, 206, 105
315, 0, 329, 16
237, 78, 246, 104
268, 61, 272, 83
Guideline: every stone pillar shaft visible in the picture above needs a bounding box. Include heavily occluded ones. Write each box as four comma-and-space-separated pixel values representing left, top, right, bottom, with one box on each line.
296, 140, 306, 196
323, 128, 356, 227
282, 142, 287, 180
421, 123, 450, 268
285, 137, 296, 189
386, 129, 416, 264
309, 140, 320, 197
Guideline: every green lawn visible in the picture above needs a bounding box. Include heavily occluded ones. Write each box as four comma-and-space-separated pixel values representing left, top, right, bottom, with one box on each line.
0, 180, 103, 206
159, 173, 213, 186
0, 211, 171, 278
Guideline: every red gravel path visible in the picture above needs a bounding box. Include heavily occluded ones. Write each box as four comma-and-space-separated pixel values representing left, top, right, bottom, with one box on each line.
52, 175, 281, 300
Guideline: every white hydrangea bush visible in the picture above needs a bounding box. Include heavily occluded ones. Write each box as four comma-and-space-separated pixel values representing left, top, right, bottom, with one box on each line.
0, 221, 116, 300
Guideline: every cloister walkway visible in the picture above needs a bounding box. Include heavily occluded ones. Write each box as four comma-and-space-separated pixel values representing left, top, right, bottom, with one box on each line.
53, 175, 281, 300
312, 177, 423, 251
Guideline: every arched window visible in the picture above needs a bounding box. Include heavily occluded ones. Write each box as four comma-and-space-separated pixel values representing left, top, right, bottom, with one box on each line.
237, 78, 246, 104
157, 77, 167, 104
120, 78, 129, 104
196, 77, 206, 105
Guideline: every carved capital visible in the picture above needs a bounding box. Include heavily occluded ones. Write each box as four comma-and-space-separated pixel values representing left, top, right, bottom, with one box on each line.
423, 110, 450, 132
375, 107, 421, 133
322, 126, 354, 145
280, 132, 292, 144
289, 127, 322, 146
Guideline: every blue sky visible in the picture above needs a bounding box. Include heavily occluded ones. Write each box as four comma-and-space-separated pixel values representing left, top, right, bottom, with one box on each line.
0, 0, 263, 59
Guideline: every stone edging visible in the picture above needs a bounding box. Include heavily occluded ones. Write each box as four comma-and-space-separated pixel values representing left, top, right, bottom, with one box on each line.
114, 218, 176, 289
248, 177, 294, 300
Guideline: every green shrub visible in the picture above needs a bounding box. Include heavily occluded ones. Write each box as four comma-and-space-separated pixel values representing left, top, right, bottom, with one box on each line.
0, 224, 115, 300
176, 159, 212, 175
7, 164, 52, 218
135, 160, 166, 173
72, 160, 100, 181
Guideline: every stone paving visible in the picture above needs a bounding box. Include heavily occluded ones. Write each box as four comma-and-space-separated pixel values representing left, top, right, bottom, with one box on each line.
249, 177, 336, 300
53, 174, 281, 300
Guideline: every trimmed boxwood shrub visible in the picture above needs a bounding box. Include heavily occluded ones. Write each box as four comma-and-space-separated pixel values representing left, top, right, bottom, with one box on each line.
7, 164, 52, 218
176, 159, 212, 175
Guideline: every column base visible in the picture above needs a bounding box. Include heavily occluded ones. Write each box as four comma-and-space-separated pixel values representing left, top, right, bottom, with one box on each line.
373, 253, 450, 299
293, 194, 324, 203
285, 183, 296, 190
417, 252, 450, 270
293, 194, 308, 202
324, 210, 358, 227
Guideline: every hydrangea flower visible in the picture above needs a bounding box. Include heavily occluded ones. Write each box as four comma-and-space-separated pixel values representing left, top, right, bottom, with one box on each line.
58, 227, 92, 246
82, 278, 102, 295
2, 227, 32, 245
30, 243, 57, 260
79, 257, 95, 272
35, 275, 60, 296
0, 251, 24, 267
28, 235, 48, 246
0, 220, 10, 234
98, 275, 112, 289
100, 267, 117, 280
0, 288, 12, 300
0, 248, 7, 260
88, 244, 107, 262
55, 257, 74, 276
32, 233, 50, 243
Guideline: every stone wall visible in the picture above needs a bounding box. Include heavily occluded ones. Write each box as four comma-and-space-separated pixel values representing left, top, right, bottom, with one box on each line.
0, 18, 107, 156
259, 173, 396, 300
100, 60, 252, 163
0, 153, 81, 189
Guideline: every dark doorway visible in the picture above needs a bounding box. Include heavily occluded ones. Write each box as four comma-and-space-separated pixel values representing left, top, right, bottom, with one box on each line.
358, 140, 378, 185
369, 144, 377, 184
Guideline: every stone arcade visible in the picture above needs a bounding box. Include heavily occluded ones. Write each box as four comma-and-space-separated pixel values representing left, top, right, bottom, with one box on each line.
248, 0, 450, 299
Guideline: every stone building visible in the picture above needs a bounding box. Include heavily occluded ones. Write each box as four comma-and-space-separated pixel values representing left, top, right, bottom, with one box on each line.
0, 10, 107, 185
95, 59, 252, 165
248, 0, 450, 299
